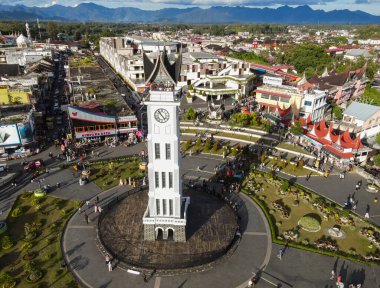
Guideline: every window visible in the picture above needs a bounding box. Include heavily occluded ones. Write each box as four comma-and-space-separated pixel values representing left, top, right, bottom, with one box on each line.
169, 199, 173, 216
304, 100, 312, 106
156, 199, 160, 215
155, 143, 160, 159
162, 172, 166, 188
280, 97, 290, 103
155, 172, 159, 188
165, 143, 171, 160
261, 93, 269, 99
169, 172, 173, 188
270, 95, 279, 101
163, 199, 167, 215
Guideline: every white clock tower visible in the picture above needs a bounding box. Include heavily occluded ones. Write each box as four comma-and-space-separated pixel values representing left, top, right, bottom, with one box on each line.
142, 48, 190, 242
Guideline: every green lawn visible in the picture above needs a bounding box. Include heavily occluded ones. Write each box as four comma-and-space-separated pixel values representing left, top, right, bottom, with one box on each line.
277, 143, 313, 156
88, 157, 145, 190
0, 193, 79, 288
243, 171, 379, 259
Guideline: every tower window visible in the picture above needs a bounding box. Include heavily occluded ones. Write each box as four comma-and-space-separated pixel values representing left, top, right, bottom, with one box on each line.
165, 143, 171, 160
163, 199, 167, 215
155, 143, 160, 159
156, 199, 161, 215
162, 172, 166, 188
169, 199, 173, 216
169, 172, 173, 188
155, 172, 159, 188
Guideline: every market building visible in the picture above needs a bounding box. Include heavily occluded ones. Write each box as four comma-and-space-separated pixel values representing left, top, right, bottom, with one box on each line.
68, 105, 138, 142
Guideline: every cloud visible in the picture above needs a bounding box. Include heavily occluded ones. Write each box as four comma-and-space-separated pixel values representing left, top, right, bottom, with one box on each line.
1, 0, 338, 6
354, 0, 380, 3
126, 0, 337, 5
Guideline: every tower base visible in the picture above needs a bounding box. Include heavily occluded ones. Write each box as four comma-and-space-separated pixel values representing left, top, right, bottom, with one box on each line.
144, 223, 186, 242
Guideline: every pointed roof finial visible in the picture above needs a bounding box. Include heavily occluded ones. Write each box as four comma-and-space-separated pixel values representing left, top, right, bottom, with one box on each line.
322, 67, 329, 77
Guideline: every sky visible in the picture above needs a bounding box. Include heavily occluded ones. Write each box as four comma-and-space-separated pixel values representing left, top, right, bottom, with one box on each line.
2, 0, 380, 15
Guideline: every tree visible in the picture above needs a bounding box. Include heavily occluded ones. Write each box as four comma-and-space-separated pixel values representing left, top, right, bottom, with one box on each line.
290, 121, 303, 135
212, 140, 219, 152
204, 138, 211, 150
374, 154, 380, 166
46, 21, 58, 40
185, 107, 196, 120
196, 138, 202, 147
333, 105, 343, 120
376, 133, 380, 145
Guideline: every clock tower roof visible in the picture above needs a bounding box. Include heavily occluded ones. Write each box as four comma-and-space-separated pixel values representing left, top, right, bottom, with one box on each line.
143, 47, 182, 87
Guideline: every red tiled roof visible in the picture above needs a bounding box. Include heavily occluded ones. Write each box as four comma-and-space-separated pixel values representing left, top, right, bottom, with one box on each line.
323, 144, 354, 159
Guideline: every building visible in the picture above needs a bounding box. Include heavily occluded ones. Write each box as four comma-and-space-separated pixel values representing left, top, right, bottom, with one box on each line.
297, 74, 328, 122
142, 48, 190, 242
68, 105, 138, 141
308, 67, 368, 105
344, 49, 372, 61
298, 118, 371, 166
341, 101, 380, 139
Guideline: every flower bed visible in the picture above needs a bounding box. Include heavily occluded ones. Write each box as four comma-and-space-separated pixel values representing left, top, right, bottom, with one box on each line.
242, 169, 380, 263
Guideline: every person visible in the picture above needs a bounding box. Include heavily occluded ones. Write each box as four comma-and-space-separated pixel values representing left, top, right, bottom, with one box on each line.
84, 212, 89, 224
374, 197, 378, 204
330, 270, 335, 280
248, 278, 254, 287
98, 205, 102, 213
97, 152, 100, 158
277, 249, 284, 260
106, 255, 112, 272
365, 212, 370, 218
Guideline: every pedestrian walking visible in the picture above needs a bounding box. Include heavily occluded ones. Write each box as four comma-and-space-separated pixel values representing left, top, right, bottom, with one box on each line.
277, 249, 284, 260
355, 183, 360, 191
248, 278, 254, 287
91, 150, 94, 157
98, 206, 102, 213
96, 196, 99, 203
374, 197, 378, 204
86, 200, 90, 207
330, 270, 335, 280
84, 212, 89, 224
106, 255, 112, 272
365, 212, 370, 219
94, 204, 98, 213
97, 152, 100, 158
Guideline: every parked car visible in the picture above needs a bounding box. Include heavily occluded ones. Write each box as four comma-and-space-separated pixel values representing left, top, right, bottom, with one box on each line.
24, 159, 44, 171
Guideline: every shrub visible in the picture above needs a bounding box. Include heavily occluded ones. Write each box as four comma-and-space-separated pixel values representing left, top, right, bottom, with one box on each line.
11, 207, 23, 217
31, 197, 43, 206
212, 140, 219, 152
231, 148, 238, 156
281, 180, 290, 191
299, 214, 321, 232
195, 137, 202, 147
301, 239, 309, 245
0, 272, 16, 288
33, 189, 46, 198
184, 140, 192, 151
1, 235, 13, 250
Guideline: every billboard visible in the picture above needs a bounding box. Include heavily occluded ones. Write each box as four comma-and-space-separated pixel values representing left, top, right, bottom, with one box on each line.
0, 124, 21, 146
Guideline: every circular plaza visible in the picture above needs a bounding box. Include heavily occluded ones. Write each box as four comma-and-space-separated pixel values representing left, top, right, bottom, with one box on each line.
98, 188, 240, 271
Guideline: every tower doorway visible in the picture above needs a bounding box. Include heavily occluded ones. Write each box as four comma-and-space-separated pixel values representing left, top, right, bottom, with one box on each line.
167, 228, 174, 241
156, 228, 163, 240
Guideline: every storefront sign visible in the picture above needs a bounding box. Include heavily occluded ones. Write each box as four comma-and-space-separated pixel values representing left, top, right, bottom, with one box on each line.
76, 131, 113, 139
263, 76, 283, 87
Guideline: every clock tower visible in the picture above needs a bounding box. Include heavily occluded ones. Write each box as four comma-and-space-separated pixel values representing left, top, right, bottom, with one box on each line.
142, 48, 190, 242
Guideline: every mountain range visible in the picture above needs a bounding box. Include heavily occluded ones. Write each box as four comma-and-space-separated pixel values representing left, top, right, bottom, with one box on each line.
0, 3, 379, 24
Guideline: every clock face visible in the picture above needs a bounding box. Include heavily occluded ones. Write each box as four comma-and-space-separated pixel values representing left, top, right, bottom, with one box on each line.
154, 108, 170, 123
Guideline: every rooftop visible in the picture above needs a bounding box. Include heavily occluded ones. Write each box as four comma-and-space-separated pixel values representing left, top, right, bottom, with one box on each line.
343, 102, 380, 122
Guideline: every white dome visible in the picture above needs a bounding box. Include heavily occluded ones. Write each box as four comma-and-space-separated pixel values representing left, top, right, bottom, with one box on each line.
16, 34, 28, 44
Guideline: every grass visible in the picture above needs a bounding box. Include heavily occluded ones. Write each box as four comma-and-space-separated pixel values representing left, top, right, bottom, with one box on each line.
243, 171, 379, 258
0, 192, 78, 288
88, 157, 145, 190
263, 158, 313, 177
180, 128, 259, 143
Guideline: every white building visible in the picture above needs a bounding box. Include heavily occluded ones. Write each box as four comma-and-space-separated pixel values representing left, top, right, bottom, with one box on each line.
142, 48, 190, 242
299, 89, 327, 122
5, 49, 52, 66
